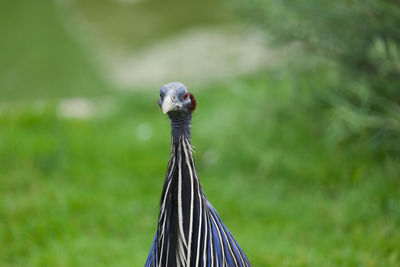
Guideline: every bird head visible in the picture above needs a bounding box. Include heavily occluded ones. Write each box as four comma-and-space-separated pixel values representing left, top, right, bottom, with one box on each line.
158, 82, 197, 115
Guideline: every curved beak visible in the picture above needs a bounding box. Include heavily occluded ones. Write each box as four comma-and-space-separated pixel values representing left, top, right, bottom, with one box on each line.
161, 94, 175, 114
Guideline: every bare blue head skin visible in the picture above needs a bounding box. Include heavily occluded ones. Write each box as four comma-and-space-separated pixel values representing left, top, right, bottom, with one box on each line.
158, 82, 197, 142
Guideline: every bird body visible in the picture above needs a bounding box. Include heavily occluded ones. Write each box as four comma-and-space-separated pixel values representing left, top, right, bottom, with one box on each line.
146, 82, 251, 267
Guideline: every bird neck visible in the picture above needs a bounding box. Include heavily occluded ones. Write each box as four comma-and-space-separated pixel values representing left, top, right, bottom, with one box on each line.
169, 112, 192, 144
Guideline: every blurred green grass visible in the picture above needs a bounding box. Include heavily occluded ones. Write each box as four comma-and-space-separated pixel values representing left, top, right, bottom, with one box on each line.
69, 0, 234, 49
0, 0, 110, 99
1, 78, 399, 266
1, 0, 399, 266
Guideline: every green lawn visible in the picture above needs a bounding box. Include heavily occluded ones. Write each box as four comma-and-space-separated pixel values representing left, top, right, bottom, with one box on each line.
1, 78, 399, 266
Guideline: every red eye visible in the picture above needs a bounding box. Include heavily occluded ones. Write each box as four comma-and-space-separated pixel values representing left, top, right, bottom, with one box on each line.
183, 92, 188, 100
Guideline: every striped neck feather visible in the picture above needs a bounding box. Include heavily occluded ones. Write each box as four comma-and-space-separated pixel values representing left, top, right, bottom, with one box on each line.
158, 136, 201, 266
146, 137, 251, 266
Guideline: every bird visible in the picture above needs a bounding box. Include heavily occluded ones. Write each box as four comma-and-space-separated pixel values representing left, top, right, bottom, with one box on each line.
145, 82, 251, 267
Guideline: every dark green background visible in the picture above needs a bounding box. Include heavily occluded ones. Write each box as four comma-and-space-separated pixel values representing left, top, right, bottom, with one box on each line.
1, 0, 399, 266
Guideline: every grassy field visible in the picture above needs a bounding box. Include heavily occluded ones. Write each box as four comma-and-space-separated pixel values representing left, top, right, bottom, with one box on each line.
1, 1, 399, 266
1, 76, 399, 266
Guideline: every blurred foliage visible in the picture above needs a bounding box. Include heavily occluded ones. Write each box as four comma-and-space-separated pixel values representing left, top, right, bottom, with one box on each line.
231, 0, 400, 157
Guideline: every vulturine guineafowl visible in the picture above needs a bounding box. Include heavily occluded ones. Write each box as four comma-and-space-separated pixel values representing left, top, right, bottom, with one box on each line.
146, 82, 251, 267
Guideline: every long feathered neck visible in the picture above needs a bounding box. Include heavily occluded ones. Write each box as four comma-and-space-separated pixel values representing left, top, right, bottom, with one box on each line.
156, 112, 199, 266
146, 111, 251, 267
157, 134, 202, 266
